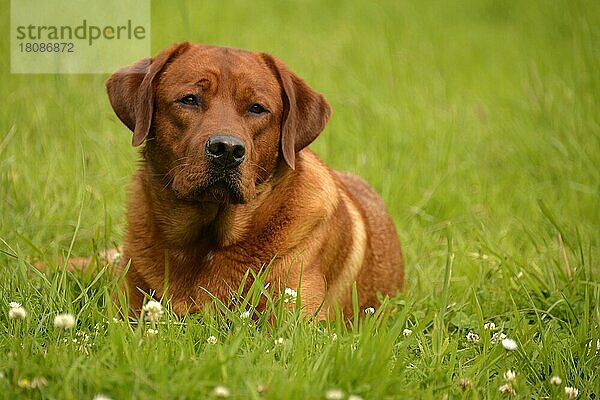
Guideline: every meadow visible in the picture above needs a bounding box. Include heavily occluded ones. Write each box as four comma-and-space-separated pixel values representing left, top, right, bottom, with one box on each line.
1, 0, 599, 398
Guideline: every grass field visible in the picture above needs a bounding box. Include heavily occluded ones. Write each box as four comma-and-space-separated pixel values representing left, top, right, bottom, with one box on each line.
1, 0, 599, 398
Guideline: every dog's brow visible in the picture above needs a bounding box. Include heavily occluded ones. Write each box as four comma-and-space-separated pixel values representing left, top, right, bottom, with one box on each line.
230, 73, 277, 97
234, 84, 272, 105
194, 77, 212, 90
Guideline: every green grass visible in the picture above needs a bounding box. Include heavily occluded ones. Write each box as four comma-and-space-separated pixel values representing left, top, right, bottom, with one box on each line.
1, 0, 599, 398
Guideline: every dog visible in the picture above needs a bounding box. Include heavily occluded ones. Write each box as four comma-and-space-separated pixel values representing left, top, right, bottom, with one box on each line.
105, 42, 403, 318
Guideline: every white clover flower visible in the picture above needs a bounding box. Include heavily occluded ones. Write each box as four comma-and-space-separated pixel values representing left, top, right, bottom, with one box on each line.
501, 338, 518, 351
498, 383, 515, 395
257, 383, 268, 394
240, 310, 251, 319
550, 376, 562, 386
364, 307, 375, 315
31, 376, 47, 388
491, 332, 507, 344
110, 251, 122, 264
503, 370, 516, 383
325, 388, 344, 400
213, 385, 231, 398
207, 335, 217, 345
564, 386, 579, 399
483, 322, 496, 331
283, 287, 298, 303
143, 300, 163, 322
466, 332, 480, 343
147, 328, 158, 338
331, 333, 338, 342
274, 337, 284, 345
348, 395, 364, 400
92, 395, 113, 400
9, 306, 27, 320
54, 313, 76, 329
402, 328, 413, 337
8, 301, 21, 309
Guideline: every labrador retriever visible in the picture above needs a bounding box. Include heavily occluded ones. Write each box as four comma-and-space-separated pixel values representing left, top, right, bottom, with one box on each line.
106, 42, 403, 317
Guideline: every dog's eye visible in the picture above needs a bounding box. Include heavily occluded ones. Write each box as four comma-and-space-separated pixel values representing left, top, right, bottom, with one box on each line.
247, 103, 267, 115
178, 95, 200, 107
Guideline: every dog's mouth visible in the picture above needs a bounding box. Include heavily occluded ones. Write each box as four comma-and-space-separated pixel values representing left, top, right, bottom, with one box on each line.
180, 174, 246, 205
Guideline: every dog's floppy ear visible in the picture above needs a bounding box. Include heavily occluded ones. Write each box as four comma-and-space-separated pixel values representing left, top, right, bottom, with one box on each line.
263, 55, 332, 169
106, 42, 190, 146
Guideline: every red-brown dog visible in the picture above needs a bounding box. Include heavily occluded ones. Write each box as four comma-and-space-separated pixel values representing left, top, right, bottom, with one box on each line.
106, 42, 403, 317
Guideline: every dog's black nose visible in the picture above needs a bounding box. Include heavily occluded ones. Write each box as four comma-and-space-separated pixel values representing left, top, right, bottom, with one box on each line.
205, 134, 246, 167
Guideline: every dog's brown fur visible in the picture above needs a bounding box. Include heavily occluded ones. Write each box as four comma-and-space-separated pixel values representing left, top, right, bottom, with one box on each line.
106, 42, 403, 317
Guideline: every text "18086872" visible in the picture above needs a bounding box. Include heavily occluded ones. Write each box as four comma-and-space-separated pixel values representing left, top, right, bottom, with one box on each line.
19, 42, 74, 52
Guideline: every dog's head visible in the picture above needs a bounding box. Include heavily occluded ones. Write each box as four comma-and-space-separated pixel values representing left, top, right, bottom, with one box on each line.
106, 42, 331, 204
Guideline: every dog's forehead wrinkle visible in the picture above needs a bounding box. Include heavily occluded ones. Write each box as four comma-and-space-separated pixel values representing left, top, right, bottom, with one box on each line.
161, 66, 219, 90
164, 48, 279, 103
202, 47, 276, 88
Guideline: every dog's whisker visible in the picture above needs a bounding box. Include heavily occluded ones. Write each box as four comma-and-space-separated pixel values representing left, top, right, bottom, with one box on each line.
161, 175, 176, 192
248, 161, 269, 175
